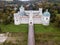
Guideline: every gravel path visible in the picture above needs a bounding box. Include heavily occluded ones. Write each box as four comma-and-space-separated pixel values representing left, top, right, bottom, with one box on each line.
28, 25, 35, 45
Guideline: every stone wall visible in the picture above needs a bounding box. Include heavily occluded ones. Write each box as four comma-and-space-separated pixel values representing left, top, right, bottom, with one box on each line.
20, 16, 42, 24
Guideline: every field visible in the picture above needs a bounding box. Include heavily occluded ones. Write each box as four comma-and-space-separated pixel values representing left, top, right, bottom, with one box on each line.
1, 32, 60, 45
0, 24, 28, 32
0, 24, 60, 45
34, 24, 60, 33
0, 23, 60, 33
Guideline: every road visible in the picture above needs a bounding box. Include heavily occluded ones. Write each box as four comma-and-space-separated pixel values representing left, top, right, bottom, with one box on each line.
28, 25, 35, 45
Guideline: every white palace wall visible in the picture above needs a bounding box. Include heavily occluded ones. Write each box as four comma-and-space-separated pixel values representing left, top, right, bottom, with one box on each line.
14, 10, 43, 25
16, 15, 42, 24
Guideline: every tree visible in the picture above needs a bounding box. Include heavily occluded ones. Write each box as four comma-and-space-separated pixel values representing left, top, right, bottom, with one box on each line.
53, 14, 60, 27
50, 9, 58, 23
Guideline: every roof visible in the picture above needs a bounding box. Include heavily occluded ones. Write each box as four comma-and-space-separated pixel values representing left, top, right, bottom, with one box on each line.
43, 9, 50, 16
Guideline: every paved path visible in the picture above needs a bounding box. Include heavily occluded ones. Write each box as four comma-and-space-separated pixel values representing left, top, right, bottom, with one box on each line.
28, 25, 35, 45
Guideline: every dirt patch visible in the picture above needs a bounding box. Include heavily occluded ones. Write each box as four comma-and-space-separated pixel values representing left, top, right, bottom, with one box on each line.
0, 32, 60, 45
35, 33, 60, 45
3, 32, 28, 45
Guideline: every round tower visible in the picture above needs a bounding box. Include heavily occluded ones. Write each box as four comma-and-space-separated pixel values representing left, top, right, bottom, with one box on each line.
42, 9, 50, 26
19, 5, 25, 12
19, 5, 25, 16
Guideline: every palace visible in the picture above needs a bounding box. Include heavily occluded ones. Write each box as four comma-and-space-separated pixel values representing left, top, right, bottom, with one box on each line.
14, 5, 50, 26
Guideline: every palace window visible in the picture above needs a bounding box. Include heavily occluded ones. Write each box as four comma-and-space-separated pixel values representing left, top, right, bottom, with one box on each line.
46, 18, 48, 20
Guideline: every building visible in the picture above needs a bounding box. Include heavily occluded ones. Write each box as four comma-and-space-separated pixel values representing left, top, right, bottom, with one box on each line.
14, 5, 50, 26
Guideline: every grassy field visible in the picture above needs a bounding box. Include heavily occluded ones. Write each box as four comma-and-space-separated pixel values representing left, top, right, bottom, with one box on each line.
35, 33, 60, 45
34, 24, 60, 33
1, 32, 60, 45
2, 33, 28, 45
0, 24, 28, 32
0, 24, 60, 45
0, 23, 60, 33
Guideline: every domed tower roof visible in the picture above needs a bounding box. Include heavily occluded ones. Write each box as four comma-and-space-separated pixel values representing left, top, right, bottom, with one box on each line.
19, 5, 26, 16
43, 9, 50, 16
19, 5, 24, 10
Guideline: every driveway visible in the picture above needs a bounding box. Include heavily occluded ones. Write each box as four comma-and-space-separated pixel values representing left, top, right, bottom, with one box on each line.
28, 25, 35, 45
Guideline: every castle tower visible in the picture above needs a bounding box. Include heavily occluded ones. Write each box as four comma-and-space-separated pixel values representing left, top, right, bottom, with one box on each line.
19, 5, 26, 16
39, 8, 43, 24
20, 5, 24, 12
42, 9, 50, 26
39, 8, 43, 15
14, 13, 20, 25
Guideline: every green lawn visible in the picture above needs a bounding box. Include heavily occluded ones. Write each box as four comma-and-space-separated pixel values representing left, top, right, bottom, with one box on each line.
0, 24, 28, 32
0, 23, 60, 33
34, 24, 60, 33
